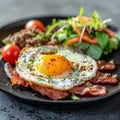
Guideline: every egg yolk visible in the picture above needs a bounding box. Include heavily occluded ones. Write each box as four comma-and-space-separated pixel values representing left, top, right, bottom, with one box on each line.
36, 55, 71, 76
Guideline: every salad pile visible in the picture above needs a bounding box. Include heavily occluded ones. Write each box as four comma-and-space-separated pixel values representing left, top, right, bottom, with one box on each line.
1, 7, 119, 61
45, 8, 119, 59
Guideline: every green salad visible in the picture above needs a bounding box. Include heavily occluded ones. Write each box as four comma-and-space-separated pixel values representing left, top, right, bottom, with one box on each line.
1, 7, 119, 60
44, 7, 119, 59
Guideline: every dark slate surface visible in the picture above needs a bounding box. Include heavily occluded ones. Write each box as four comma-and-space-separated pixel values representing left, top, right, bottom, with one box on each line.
0, 0, 120, 120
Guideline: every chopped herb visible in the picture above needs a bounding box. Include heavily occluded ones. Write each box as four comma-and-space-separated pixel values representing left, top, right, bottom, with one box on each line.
72, 66, 78, 71
6, 83, 9, 86
31, 33, 36, 37
32, 93, 36, 96
27, 64, 33, 69
62, 54, 67, 58
53, 48, 58, 53
38, 78, 45, 82
87, 84, 93, 89
48, 76, 52, 81
71, 94, 80, 101
24, 59, 26, 63
72, 64, 79, 71
29, 58, 36, 63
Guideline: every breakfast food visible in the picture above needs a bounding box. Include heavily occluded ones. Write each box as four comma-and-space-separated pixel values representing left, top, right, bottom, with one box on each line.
16, 45, 98, 90
0, 8, 119, 100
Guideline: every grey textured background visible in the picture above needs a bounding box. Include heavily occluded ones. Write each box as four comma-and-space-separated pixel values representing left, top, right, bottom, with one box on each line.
0, 0, 120, 120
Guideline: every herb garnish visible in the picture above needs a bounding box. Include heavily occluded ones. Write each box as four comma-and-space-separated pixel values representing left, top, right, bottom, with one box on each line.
38, 78, 46, 82
71, 94, 80, 101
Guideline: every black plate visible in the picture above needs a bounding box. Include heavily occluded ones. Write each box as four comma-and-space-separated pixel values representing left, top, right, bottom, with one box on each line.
0, 16, 120, 107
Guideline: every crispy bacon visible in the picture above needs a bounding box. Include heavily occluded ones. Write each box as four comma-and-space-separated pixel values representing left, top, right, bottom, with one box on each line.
11, 73, 69, 100
30, 82, 69, 100
11, 73, 29, 87
10, 69, 117, 99
69, 82, 107, 96
97, 60, 116, 71
90, 71, 118, 84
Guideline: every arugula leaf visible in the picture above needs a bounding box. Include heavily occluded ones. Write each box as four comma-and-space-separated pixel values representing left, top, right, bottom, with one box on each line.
96, 32, 109, 49
53, 48, 58, 53
71, 94, 80, 101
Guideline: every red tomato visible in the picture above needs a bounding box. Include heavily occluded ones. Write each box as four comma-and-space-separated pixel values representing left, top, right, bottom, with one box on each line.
25, 20, 45, 32
2, 44, 20, 64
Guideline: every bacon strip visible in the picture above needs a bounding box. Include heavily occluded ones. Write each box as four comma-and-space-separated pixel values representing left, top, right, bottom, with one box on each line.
11, 73, 69, 100
11, 73, 29, 87
97, 60, 116, 71
90, 71, 118, 84
30, 82, 69, 100
69, 82, 107, 96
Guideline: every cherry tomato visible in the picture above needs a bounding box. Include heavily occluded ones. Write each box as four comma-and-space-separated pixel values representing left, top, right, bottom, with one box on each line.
2, 44, 20, 64
25, 20, 45, 32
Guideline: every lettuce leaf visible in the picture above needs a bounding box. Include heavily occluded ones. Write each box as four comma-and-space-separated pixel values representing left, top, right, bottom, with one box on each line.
95, 32, 109, 49
81, 42, 102, 59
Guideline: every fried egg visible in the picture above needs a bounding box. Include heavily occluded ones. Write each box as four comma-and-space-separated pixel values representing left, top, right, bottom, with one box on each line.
16, 45, 98, 90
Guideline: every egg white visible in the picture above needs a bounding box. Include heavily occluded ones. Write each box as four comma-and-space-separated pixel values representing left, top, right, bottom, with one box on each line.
16, 45, 98, 90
